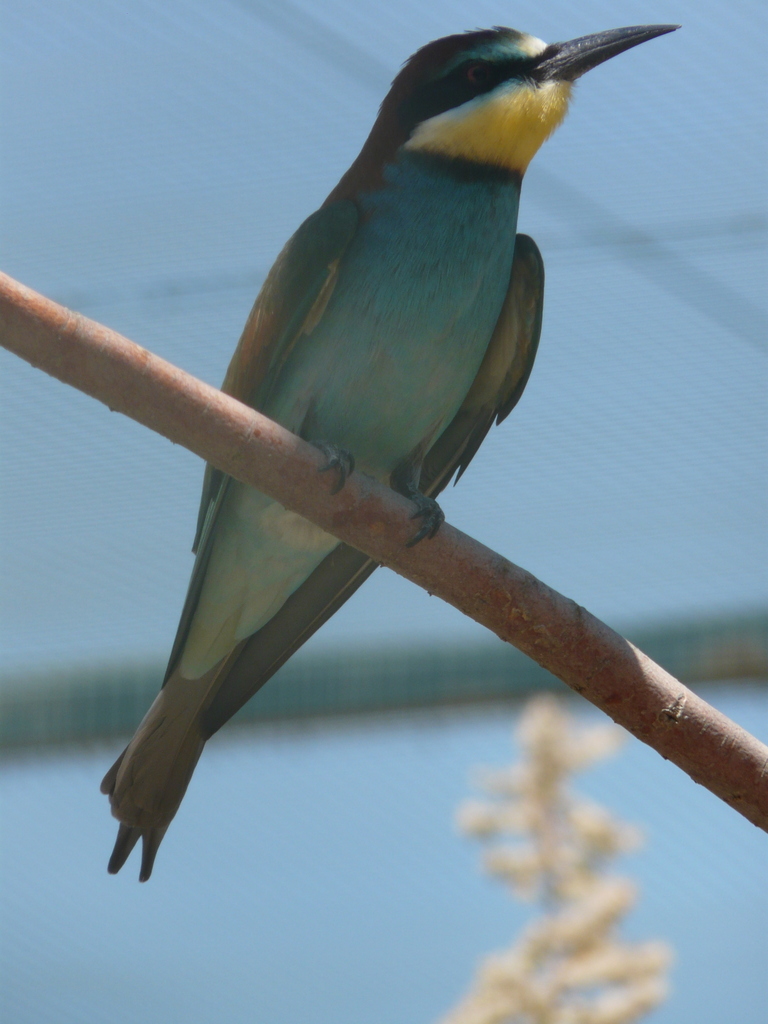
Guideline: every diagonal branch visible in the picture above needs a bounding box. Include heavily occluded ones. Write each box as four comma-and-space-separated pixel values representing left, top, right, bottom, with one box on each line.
1, 269, 766, 831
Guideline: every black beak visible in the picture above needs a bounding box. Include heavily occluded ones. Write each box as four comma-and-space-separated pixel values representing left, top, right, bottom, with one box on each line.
533, 24, 679, 83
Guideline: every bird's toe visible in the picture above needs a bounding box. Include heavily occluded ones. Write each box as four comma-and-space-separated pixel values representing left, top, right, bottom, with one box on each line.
406, 495, 445, 547
312, 441, 356, 494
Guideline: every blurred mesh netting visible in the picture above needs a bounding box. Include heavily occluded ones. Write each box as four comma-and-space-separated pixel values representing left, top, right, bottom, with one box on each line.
1, 2, 766, 1023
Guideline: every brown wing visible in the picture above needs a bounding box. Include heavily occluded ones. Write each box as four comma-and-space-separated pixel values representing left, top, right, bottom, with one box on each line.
191, 200, 359, 552
165, 201, 360, 682
418, 233, 544, 494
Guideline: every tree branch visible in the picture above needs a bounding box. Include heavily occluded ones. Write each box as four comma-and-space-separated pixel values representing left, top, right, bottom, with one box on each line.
1, 269, 766, 831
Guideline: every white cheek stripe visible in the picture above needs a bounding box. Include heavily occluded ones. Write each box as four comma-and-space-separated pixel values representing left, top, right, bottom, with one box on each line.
518, 34, 547, 57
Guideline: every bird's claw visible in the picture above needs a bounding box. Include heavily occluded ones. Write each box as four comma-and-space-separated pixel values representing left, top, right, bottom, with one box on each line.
406, 495, 445, 547
312, 441, 355, 495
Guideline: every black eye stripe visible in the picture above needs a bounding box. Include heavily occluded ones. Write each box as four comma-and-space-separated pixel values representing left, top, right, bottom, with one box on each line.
398, 57, 537, 133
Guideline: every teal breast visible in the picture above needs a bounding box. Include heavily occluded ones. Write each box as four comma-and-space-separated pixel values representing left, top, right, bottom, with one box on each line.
268, 151, 522, 476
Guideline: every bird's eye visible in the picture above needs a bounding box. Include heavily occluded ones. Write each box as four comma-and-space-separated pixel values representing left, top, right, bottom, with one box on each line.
465, 63, 490, 86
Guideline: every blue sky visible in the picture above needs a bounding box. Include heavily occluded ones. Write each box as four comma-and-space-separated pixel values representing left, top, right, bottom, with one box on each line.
2, 689, 766, 1023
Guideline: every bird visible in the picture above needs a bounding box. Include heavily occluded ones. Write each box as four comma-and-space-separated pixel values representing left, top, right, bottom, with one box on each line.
101, 23, 678, 880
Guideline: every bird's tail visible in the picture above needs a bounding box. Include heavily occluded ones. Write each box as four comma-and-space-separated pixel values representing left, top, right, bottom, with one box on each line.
101, 544, 378, 881
100, 658, 233, 881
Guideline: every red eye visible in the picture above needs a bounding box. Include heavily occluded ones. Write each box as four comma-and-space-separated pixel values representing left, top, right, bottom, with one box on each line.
466, 63, 490, 86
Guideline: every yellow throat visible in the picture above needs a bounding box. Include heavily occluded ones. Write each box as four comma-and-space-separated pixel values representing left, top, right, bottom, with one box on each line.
404, 79, 572, 174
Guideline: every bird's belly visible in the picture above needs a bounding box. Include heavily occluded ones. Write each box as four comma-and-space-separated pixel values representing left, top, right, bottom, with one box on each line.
180, 485, 339, 677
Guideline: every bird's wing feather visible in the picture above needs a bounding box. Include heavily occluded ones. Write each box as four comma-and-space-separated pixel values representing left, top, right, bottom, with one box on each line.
201, 234, 545, 735
419, 232, 544, 492
164, 200, 359, 682
193, 199, 359, 551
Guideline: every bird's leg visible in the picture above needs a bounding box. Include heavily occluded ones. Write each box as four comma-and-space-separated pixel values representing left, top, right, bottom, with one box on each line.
391, 460, 445, 547
311, 440, 356, 495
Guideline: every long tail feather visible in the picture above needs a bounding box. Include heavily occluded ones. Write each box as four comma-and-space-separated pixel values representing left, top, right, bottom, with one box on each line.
139, 827, 168, 882
100, 659, 235, 879
107, 823, 142, 874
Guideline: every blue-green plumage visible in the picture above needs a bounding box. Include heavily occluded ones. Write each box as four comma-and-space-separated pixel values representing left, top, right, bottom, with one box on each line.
181, 153, 521, 677
101, 22, 679, 881
274, 153, 521, 473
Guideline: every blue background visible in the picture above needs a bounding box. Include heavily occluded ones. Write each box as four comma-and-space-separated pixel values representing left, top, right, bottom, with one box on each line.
1, 1, 766, 1021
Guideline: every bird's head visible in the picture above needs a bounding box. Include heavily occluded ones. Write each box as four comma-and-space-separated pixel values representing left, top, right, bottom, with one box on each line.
397, 25, 679, 174
329, 24, 678, 199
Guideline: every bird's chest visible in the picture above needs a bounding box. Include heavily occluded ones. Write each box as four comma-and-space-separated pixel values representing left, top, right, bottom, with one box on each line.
275, 155, 521, 473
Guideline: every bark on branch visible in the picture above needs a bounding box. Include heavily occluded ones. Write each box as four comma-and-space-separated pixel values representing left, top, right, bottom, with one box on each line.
1, 269, 766, 831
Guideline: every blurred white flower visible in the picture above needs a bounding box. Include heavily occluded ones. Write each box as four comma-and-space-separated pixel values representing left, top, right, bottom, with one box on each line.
439, 695, 673, 1024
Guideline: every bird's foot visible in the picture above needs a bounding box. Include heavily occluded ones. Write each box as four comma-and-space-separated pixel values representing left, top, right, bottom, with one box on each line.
390, 461, 445, 546
405, 492, 445, 547
312, 441, 355, 495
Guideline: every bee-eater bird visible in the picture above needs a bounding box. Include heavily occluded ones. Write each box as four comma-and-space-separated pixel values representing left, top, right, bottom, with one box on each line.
102, 24, 678, 880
